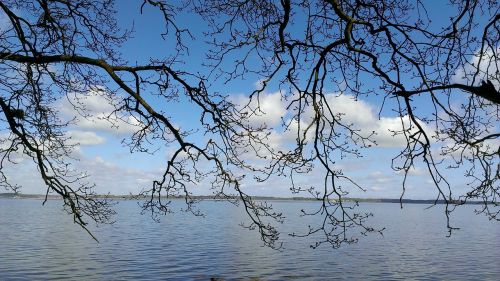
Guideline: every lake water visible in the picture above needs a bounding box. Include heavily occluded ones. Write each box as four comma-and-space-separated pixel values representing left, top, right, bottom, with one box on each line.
0, 198, 499, 280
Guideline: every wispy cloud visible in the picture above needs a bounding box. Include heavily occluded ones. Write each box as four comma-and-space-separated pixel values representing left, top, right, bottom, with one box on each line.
234, 90, 432, 150
58, 90, 142, 135
66, 130, 105, 146
452, 47, 499, 86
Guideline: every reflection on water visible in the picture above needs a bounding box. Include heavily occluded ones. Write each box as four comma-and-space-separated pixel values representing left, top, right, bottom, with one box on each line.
0, 199, 499, 280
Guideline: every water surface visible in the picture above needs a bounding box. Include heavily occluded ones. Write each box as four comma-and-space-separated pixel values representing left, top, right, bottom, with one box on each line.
0, 199, 499, 280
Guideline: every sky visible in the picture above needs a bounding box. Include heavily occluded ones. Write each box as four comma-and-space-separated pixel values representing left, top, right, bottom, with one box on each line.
1, 1, 497, 200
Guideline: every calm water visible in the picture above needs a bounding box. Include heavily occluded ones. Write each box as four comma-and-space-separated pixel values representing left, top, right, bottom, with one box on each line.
0, 199, 499, 280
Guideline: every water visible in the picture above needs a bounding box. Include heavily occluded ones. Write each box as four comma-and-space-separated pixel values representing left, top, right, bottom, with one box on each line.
0, 199, 499, 280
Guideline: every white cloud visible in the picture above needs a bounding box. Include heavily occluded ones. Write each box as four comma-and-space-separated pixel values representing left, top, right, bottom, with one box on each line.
76, 114, 142, 135
58, 90, 142, 135
394, 166, 426, 176
2, 154, 159, 195
324, 94, 434, 148
79, 156, 158, 194
263, 118, 315, 150
236, 91, 431, 150
452, 47, 499, 87
235, 91, 287, 128
66, 130, 105, 146
324, 94, 374, 126
254, 78, 267, 89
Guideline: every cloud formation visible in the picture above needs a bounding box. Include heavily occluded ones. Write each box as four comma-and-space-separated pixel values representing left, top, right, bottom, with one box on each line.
66, 130, 105, 146
236, 91, 428, 150
452, 47, 499, 87
58, 90, 142, 135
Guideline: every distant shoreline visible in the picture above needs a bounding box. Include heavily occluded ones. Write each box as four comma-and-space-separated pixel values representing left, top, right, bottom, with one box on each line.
0, 193, 483, 205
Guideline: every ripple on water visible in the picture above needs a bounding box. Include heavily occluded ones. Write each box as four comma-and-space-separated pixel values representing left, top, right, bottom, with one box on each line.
0, 199, 499, 280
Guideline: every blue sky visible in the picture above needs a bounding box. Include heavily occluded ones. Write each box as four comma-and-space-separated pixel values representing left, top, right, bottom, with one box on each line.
2, 1, 496, 200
